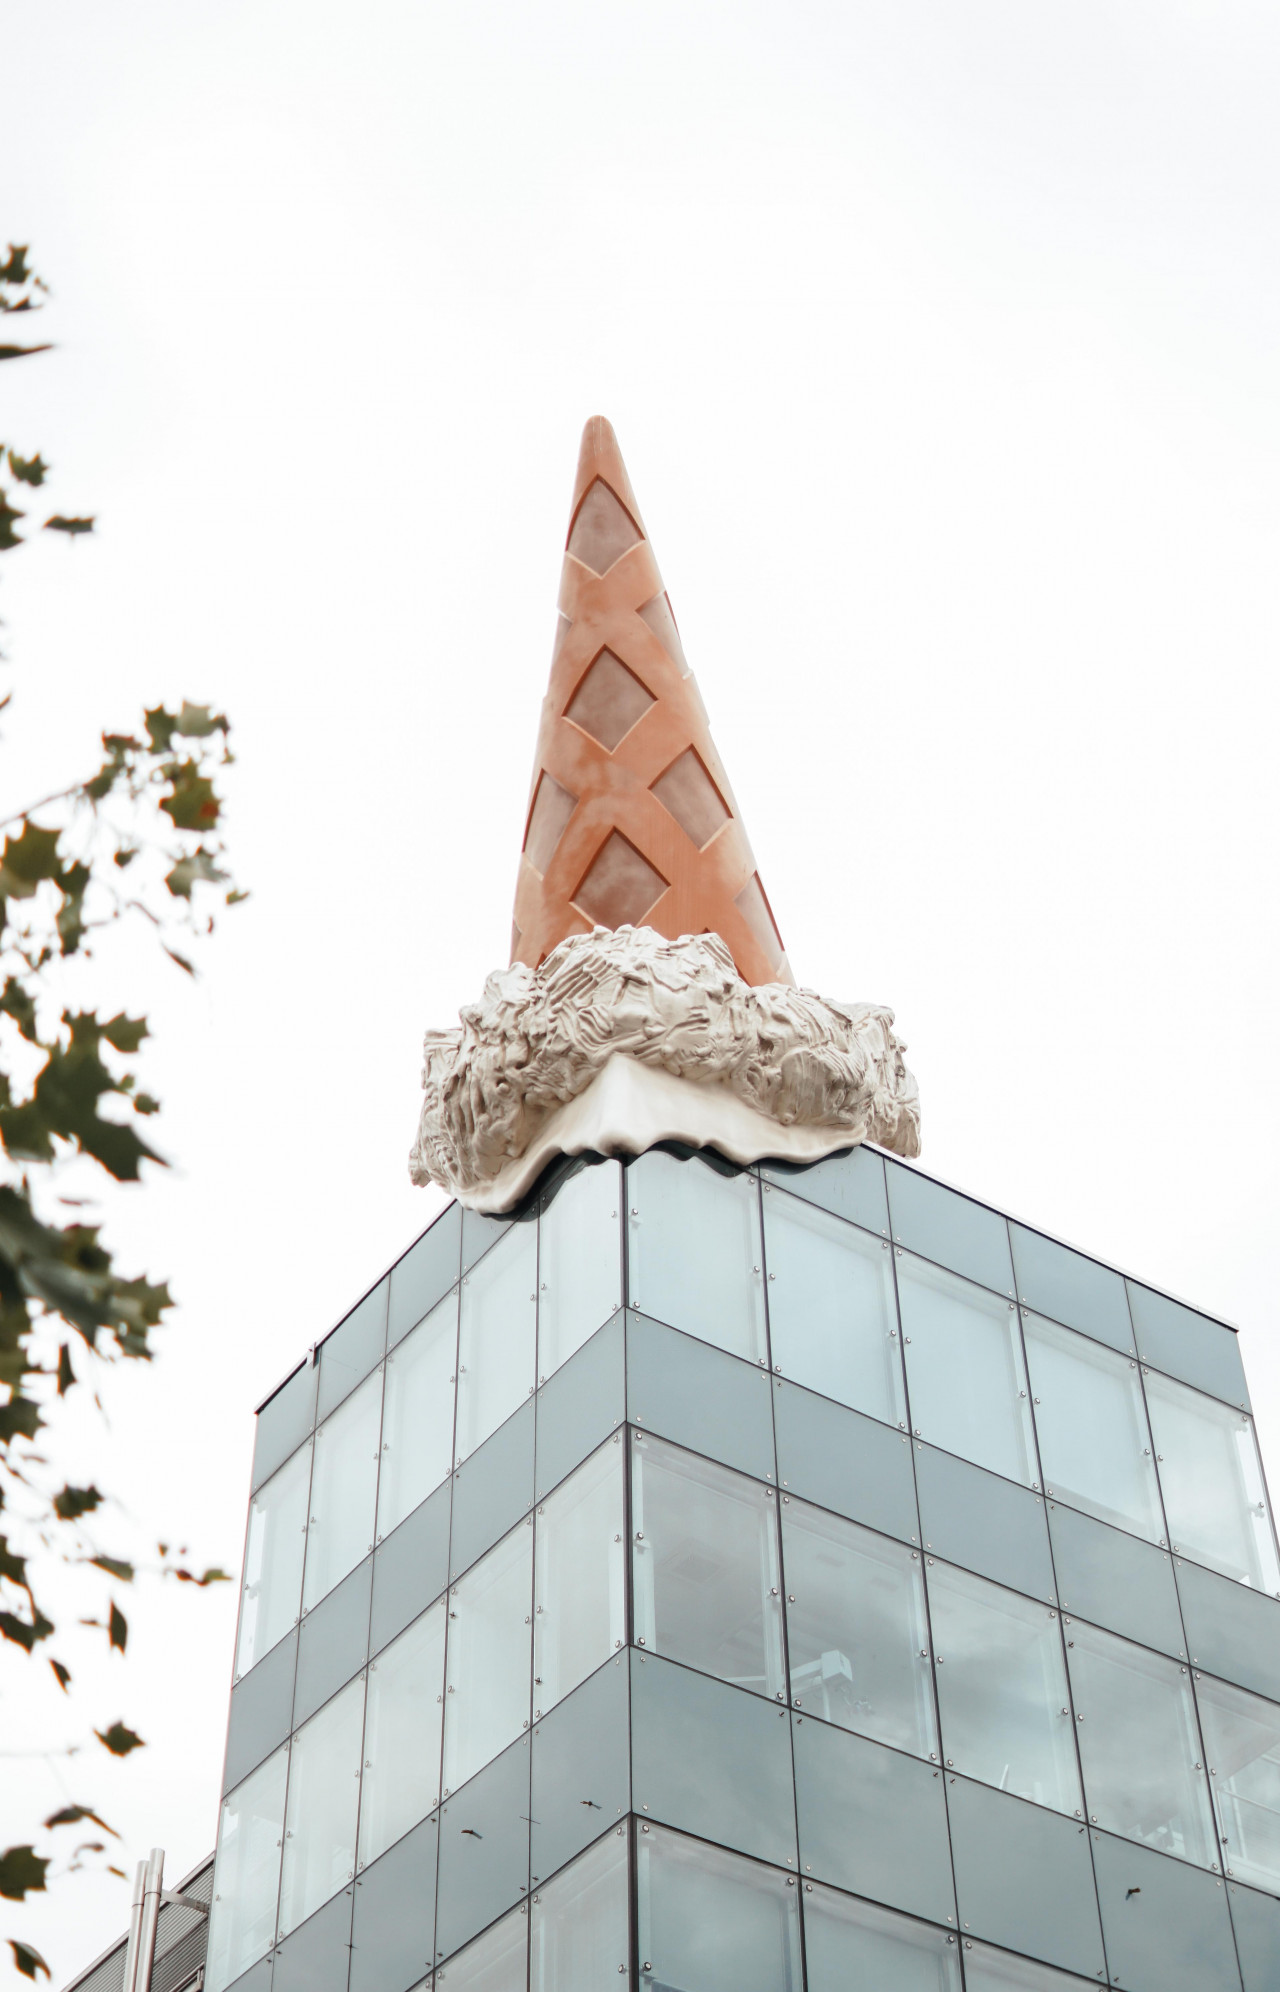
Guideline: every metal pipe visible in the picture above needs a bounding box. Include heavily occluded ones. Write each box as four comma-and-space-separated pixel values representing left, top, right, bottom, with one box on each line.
133, 1849, 165, 1992
121, 1861, 147, 1992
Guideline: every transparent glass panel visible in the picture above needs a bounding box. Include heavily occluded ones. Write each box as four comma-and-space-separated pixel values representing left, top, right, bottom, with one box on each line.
1197, 1673, 1280, 1891
964, 1944, 1100, 1991
1144, 1371, 1280, 1593
763, 1189, 905, 1425
538, 1162, 622, 1380
438, 1904, 526, 1991
926, 1561, 1080, 1813
303, 1369, 382, 1612
802, 1882, 961, 1991
531, 1828, 628, 1990
358, 1598, 446, 1869
278, 1675, 365, 1937
456, 1226, 537, 1462
627, 1151, 766, 1364
533, 1440, 625, 1717
636, 1824, 802, 1992
379, 1292, 457, 1539
1066, 1618, 1216, 1864
442, 1519, 533, 1794
632, 1433, 785, 1698
781, 1498, 936, 1757
1023, 1315, 1163, 1542
237, 1442, 311, 1676
898, 1257, 1036, 1484
206, 1745, 288, 1992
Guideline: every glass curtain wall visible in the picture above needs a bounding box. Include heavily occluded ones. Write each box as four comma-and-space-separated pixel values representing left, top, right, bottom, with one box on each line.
302, 1369, 381, 1612
762, 1188, 904, 1425
627, 1151, 767, 1364
236, 1443, 310, 1676
533, 1439, 626, 1716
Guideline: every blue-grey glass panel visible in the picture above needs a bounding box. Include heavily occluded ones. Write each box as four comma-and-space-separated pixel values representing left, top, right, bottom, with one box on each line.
916, 1447, 1055, 1604
389, 1204, 462, 1348
270, 1889, 352, 1992
318, 1282, 388, 1423
253, 1363, 316, 1493
1195, 1674, 1280, 1895
1231, 1881, 1280, 1992
637, 1823, 803, 1992
792, 1717, 955, 1925
627, 1151, 767, 1365
530, 1657, 630, 1884
962, 1945, 1111, 1991
626, 1313, 776, 1483
1128, 1283, 1248, 1410
775, 1381, 918, 1543
531, 1828, 629, 1992
1091, 1829, 1241, 1992
225, 1629, 298, 1793
886, 1164, 1014, 1296
1009, 1226, 1133, 1354
534, 1312, 625, 1501
221, 1961, 273, 1992
434, 1735, 531, 1964
294, 1555, 372, 1728
630, 1652, 797, 1870
900, 1259, 1036, 1485
450, 1400, 535, 1582
1176, 1558, 1280, 1702
762, 1187, 906, 1425
946, 1775, 1106, 1980
1048, 1503, 1186, 1659
762, 1145, 888, 1236
461, 1204, 518, 1275
802, 1883, 961, 1992
371, 1479, 451, 1657
349, 1813, 438, 1992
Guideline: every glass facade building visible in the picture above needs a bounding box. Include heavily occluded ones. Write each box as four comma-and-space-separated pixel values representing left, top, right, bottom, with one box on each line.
204, 1146, 1280, 1992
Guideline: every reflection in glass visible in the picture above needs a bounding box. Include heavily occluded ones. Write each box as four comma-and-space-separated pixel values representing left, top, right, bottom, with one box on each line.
303, 1369, 381, 1612
636, 1824, 802, 1992
1023, 1316, 1163, 1542
632, 1434, 784, 1698
1144, 1371, 1280, 1593
964, 1944, 1100, 1991
236, 1442, 310, 1676
206, 1745, 288, 1992
534, 1440, 625, 1716
802, 1882, 961, 1992
763, 1190, 904, 1425
278, 1676, 364, 1937
538, 1162, 622, 1380
1066, 1618, 1215, 1865
781, 1499, 936, 1757
926, 1562, 1080, 1814
358, 1599, 446, 1869
456, 1226, 537, 1461
1197, 1673, 1280, 1891
379, 1292, 457, 1539
898, 1258, 1035, 1484
627, 1151, 766, 1363
531, 1828, 628, 1991
438, 1904, 526, 1991
442, 1519, 533, 1794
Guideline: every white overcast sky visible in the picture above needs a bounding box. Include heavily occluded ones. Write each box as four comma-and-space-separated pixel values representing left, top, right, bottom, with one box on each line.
4, 1, 1280, 1979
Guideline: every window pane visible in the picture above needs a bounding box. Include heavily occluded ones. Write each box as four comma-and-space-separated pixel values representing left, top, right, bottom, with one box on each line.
782, 1499, 936, 1758
1196, 1673, 1280, 1891
1023, 1315, 1163, 1542
456, 1226, 537, 1461
534, 1441, 625, 1717
237, 1443, 311, 1676
438, 1905, 526, 1991
278, 1675, 364, 1937
379, 1292, 457, 1539
899, 1258, 1036, 1484
359, 1599, 446, 1869
1066, 1618, 1216, 1865
763, 1190, 905, 1425
627, 1152, 766, 1364
926, 1561, 1080, 1814
964, 1943, 1100, 1991
443, 1519, 533, 1793
531, 1828, 628, 1991
538, 1162, 622, 1379
303, 1369, 382, 1612
1144, 1371, 1280, 1593
632, 1434, 784, 1698
636, 1824, 802, 1992
206, 1745, 288, 1992
802, 1882, 960, 1992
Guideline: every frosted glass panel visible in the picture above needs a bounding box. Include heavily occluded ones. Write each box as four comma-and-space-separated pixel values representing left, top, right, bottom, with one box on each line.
627, 1151, 766, 1364
456, 1225, 537, 1461
803, 1882, 961, 1991
442, 1519, 533, 1793
531, 1829, 628, 1991
441, 1905, 527, 1991
637, 1824, 802, 1992
1023, 1315, 1163, 1542
359, 1598, 446, 1868
763, 1189, 905, 1426
379, 1292, 457, 1539
278, 1675, 364, 1936
1197, 1673, 1280, 1891
1144, 1370, 1280, 1593
534, 1440, 625, 1716
538, 1162, 622, 1379
964, 1946, 1099, 1991
899, 1257, 1036, 1484
207, 1745, 288, 1992
303, 1369, 381, 1612
237, 1442, 311, 1675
